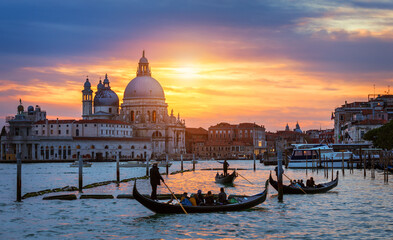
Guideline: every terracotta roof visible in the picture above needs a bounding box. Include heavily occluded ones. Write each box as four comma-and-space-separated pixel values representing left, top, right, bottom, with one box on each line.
35, 120, 75, 124
76, 119, 131, 125
73, 137, 150, 141
354, 119, 387, 125
186, 127, 208, 135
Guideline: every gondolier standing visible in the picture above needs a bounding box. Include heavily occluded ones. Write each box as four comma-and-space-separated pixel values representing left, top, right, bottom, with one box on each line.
150, 163, 164, 200
223, 160, 229, 176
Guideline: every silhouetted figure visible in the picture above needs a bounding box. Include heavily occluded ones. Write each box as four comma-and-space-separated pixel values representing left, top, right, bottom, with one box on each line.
218, 187, 228, 204
223, 160, 229, 176
150, 163, 164, 200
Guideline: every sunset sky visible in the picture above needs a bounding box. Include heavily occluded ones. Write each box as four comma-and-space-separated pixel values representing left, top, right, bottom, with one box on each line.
1, 0, 393, 131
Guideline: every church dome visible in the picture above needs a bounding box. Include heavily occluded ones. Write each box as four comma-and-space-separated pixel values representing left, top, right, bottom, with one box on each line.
94, 89, 119, 107
124, 76, 165, 100
94, 74, 119, 107
84, 78, 91, 89
123, 51, 165, 100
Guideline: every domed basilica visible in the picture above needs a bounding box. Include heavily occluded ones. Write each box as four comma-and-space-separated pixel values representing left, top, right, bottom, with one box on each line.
82, 51, 186, 157
0, 51, 185, 161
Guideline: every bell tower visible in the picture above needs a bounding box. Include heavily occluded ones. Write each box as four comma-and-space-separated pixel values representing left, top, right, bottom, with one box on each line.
82, 77, 93, 119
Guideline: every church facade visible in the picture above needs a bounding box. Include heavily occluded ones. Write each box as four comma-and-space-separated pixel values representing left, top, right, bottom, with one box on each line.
0, 52, 186, 161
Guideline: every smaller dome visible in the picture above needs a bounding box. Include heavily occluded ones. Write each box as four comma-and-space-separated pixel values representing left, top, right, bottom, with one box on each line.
28, 106, 34, 112
94, 89, 119, 107
97, 80, 104, 91
17, 104, 24, 113
84, 78, 91, 89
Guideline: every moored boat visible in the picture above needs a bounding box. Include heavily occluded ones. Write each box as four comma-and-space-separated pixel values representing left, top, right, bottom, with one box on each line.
69, 161, 92, 167
215, 171, 237, 184
269, 171, 339, 194
132, 180, 269, 214
288, 144, 356, 169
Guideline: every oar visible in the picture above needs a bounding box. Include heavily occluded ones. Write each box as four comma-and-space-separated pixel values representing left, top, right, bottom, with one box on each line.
282, 173, 307, 194
162, 181, 188, 214
237, 172, 254, 185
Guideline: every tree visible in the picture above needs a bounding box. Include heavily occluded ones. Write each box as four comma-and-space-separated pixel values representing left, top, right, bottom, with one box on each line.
363, 120, 393, 150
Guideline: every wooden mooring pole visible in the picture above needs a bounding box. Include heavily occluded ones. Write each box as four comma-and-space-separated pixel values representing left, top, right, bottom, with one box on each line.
306, 154, 308, 176
181, 154, 183, 172
192, 154, 195, 171
116, 152, 120, 184
16, 152, 22, 202
253, 154, 256, 171
371, 155, 375, 179
341, 152, 345, 176
78, 154, 83, 192
166, 154, 169, 175
146, 156, 150, 176
331, 157, 334, 181
277, 150, 283, 201
363, 153, 366, 178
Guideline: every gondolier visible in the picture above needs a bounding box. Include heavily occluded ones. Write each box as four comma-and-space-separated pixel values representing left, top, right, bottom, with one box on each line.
223, 160, 229, 176
150, 163, 164, 200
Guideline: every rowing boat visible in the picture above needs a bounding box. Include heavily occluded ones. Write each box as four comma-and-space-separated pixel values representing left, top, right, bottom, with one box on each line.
269, 171, 338, 194
215, 171, 237, 184
133, 180, 268, 214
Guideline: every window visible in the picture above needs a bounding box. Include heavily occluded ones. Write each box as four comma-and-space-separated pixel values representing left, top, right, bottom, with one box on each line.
66, 130, 69, 134
43, 130, 45, 134
51, 125, 53, 128
94, 124, 96, 127
85, 124, 87, 127
58, 130, 61, 134
152, 111, 156, 122
76, 129, 79, 136
50, 130, 53, 134
36, 130, 38, 135
109, 108, 112, 113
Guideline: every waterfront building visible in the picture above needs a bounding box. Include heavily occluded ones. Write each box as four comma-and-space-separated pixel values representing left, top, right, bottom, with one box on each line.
185, 127, 208, 155
195, 122, 266, 159
0, 52, 186, 161
333, 94, 393, 143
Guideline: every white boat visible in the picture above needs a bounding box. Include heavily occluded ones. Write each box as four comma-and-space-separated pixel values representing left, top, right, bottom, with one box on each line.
70, 161, 92, 167
288, 144, 356, 169
120, 161, 172, 168
120, 161, 149, 168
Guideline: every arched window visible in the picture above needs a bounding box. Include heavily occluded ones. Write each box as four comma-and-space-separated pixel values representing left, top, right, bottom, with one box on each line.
152, 111, 156, 123
143, 145, 147, 149
76, 129, 79, 136
131, 111, 135, 121
147, 111, 151, 122
91, 145, 95, 149
118, 145, 122, 149
50, 146, 54, 155
104, 145, 109, 149
131, 145, 135, 149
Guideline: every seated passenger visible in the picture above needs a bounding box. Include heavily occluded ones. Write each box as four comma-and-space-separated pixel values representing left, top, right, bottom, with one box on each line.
189, 194, 197, 206
180, 192, 192, 206
299, 180, 305, 188
306, 179, 312, 187
218, 187, 228, 204
309, 177, 315, 187
196, 190, 204, 205
205, 191, 215, 205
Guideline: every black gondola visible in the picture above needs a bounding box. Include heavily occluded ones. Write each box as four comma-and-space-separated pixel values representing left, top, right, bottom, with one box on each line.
215, 171, 237, 184
132, 180, 268, 214
269, 171, 339, 194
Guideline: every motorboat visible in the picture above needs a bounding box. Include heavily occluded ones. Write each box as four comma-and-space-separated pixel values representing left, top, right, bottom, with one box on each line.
120, 161, 149, 168
288, 144, 356, 169
70, 161, 92, 167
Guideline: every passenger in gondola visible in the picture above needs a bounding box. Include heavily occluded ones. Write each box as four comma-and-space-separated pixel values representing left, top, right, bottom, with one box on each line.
216, 172, 220, 178
189, 194, 197, 206
309, 177, 315, 187
299, 180, 305, 188
180, 192, 192, 206
150, 163, 164, 200
205, 191, 215, 205
196, 190, 205, 205
218, 187, 228, 204
223, 160, 229, 176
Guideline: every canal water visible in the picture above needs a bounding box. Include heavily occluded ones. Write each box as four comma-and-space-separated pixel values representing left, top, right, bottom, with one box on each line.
0, 160, 392, 239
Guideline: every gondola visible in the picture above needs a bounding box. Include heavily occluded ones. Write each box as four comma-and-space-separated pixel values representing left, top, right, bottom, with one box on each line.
215, 171, 237, 184
132, 180, 269, 214
269, 171, 338, 194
